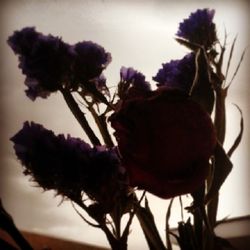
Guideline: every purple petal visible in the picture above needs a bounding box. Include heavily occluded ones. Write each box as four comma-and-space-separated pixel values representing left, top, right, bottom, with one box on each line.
153, 53, 195, 92
176, 9, 217, 48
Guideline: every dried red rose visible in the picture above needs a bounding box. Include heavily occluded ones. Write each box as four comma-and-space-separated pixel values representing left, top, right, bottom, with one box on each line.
110, 88, 216, 199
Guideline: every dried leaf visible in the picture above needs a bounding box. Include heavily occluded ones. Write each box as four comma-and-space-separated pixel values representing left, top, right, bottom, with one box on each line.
227, 105, 244, 158
136, 197, 166, 250
227, 47, 248, 89
205, 142, 233, 204
224, 35, 237, 82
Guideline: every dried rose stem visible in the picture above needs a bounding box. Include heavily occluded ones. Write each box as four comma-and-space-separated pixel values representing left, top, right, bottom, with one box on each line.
205, 47, 227, 250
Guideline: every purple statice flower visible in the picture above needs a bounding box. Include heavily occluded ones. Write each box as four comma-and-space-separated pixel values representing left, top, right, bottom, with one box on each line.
91, 74, 110, 97
71, 41, 111, 85
176, 9, 217, 49
24, 77, 51, 101
118, 66, 151, 99
7, 27, 73, 100
153, 53, 195, 93
7, 27, 40, 55
95, 74, 106, 90
120, 67, 139, 83
84, 146, 125, 207
10, 122, 122, 205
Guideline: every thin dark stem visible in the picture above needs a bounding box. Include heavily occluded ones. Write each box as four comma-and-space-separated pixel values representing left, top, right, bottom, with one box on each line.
60, 88, 101, 146
206, 58, 227, 250
80, 94, 114, 147
73, 201, 114, 246
72, 199, 126, 250
214, 87, 227, 145
96, 113, 114, 147
166, 198, 174, 250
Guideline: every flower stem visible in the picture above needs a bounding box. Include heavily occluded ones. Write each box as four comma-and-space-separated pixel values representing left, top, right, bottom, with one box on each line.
60, 88, 101, 146
73, 199, 127, 250
206, 67, 227, 250
92, 111, 114, 148
214, 87, 227, 145
80, 94, 114, 147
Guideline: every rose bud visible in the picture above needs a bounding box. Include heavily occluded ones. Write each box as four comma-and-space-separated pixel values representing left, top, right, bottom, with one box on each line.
110, 88, 216, 199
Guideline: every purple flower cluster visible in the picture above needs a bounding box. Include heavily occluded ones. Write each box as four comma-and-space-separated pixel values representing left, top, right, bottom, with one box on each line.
93, 74, 110, 97
24, 77, 51, 101
71, 41, 111, 85
118, 66, 151, 99
10, 122, 121, 204
7, 27, 73, 100
7, 27, 111, 100
8, 8, 218, 207
176, 9, 217, 49
153, 53, 195, 93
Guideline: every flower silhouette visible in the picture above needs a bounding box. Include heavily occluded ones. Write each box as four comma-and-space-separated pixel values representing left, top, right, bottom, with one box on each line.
11, 121, 123, 208
8, 27, 73, 100
110, 88, 216, 199
71, 41, 111, 85
118, 66, 151, 100
176, 9, 217, 49
153, 53, 195, 93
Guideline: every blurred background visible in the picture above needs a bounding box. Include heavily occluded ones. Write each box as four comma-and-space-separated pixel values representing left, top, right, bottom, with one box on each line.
0, 0, 249, 249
